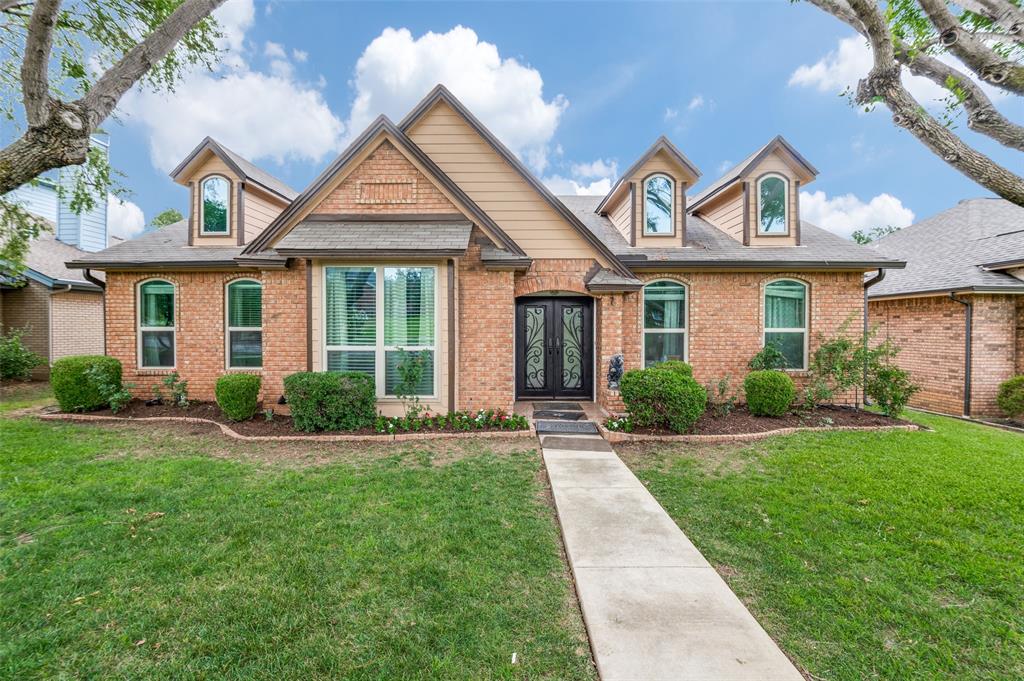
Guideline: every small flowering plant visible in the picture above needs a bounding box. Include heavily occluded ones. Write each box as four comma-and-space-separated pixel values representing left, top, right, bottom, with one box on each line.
375, 408, 529, 434
603, 415, 633, 433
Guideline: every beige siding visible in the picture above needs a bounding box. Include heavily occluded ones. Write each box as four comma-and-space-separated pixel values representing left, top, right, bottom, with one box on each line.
243, 186, 287, 243
699, 184, 745, 242
309, 259, 451, 416
408, 102, 609, 264
744, 154, 799, 247
189, 155, 241, 246
632, 150, 687, 248
607, 189, 632, 241
50, 290, 104, 360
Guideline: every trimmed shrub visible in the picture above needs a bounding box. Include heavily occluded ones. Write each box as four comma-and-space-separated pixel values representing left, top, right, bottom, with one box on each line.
866, 365, 919, 418
215, 373, 261, 421
744, 370, 795, 417
283, 371, 376, 432
0, 328, 45, 380
654, 360, 693, 378
620, 367, 706, 434
51, 355, 123, 412
997, 376, 1024, 419
748, 344, 788, 371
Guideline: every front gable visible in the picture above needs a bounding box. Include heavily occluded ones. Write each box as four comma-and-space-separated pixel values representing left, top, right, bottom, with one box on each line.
402, 90, 631, 275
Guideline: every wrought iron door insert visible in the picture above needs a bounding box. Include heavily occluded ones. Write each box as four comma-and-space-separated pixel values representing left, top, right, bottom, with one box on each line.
515, 297, 593, 400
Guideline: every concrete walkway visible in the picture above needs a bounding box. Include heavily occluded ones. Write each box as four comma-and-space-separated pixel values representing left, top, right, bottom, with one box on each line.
541, 431, 803, 681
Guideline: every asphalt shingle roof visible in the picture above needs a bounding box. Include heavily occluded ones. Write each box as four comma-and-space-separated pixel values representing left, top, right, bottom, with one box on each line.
217, 142, 299, 200
275, 220, 473, 254
867, 198, 1024, 298
558, 195, 902, 268
25, 230, 104, 288
67, 221, 247, 268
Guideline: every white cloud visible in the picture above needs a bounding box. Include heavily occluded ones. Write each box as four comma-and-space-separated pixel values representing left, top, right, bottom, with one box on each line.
264, 41, 287, 59
292, 48, 308, 63
716, 160, 733, 174
664, 107, 678, 121
687, 95, 705, 111
789, 35, 1009, 110
119, 0, 345, 173
346, 26, 568, 173
543, 175, 612, 196
571, 158, 617, 179
106, 194, 145, 241
799, 189, 915, 238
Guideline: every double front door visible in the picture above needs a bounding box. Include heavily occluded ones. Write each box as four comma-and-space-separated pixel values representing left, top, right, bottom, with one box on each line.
515, 297, 593, 400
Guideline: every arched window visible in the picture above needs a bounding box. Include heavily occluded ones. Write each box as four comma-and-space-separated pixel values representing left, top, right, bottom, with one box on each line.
139, 280, 175, 368
643, 280, 687, 367
201, 175, 230, 234
764, 279, 807, 369
757, 174, 788, 234
226, 279, 262, 368
644, 174, 674, 235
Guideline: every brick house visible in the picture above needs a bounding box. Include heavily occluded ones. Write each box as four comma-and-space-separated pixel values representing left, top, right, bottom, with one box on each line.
868, 199, 1024, 417
1, 231, 105, 378
68, 86, 901, 415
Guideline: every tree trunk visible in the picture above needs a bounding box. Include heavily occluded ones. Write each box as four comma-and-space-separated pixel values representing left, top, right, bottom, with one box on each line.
0, 100, 91, 194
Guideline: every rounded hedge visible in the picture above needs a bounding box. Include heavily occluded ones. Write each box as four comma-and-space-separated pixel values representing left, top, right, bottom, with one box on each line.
50, 355, 123, 412
620, 367, 706, 434
996, 375, 1024, 419
653, 360, 693, 378
283, 371, 376, 432
743, 370, 795, 417
215, 373, 261, 421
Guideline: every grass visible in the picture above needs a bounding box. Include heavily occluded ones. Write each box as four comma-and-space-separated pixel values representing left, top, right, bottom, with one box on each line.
0, 381, 53, 414
622, 411, 1024, 680
0, 417, 595, 680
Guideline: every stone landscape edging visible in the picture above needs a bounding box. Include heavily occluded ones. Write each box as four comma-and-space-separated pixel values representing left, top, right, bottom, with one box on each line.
36, 412, 536, 443
598, 422, 921, 443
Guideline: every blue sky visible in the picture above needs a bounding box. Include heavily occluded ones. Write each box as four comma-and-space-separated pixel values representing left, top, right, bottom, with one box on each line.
101, 0, 1023, 240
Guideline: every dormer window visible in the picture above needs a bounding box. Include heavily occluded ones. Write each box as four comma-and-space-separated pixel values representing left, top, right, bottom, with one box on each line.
757, 174, 788, 234
201, 175, 230, 234
644, 174, 674, 235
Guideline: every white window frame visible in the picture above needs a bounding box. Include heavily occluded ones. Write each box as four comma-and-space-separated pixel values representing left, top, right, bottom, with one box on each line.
322, 264, 439, 400
200, 174, 231, 235
763, 278, 808, 371
225, 278, 263, 370
642, 279, 688, 367
756, 173, 789, 235
643, 173, 676, 236
137, 278, 176, 370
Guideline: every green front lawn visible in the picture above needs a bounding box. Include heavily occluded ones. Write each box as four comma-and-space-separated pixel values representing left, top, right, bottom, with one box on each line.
0, 418, 594, 680
623, 411, 1024, 680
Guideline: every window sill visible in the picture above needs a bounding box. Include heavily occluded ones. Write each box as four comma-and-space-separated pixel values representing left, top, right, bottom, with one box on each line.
225, 367, 263, 373
137, 368, 176, 375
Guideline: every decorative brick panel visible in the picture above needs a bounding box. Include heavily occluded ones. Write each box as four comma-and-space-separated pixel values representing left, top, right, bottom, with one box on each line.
312, 140, 456, 215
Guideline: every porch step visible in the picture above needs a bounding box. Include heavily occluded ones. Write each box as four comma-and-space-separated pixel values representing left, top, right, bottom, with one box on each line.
533, 410, 585, 421
547, 401, 584, 411
536, 420, 599, 434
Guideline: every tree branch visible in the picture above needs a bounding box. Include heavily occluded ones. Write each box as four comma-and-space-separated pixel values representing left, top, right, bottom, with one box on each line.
19, 0, 59, 127
806, 0, 1024, 151
966, 0, 1024, 33
0, 0, 33, 13
79, 0, 226, 129
846, 0, 1024, 204
918, 0, 1024, 94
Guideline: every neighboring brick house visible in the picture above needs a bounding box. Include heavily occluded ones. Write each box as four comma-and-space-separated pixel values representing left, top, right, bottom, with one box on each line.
867, 199, 1024, 417
68, 85, 902, 415
1, 233, 105, 378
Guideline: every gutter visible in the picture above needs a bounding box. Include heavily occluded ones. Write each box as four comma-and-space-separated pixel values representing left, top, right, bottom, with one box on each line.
949, 293, 973, 417
862, 270, 886, 406
83, 268, 106, 290
622, 258, 906, 271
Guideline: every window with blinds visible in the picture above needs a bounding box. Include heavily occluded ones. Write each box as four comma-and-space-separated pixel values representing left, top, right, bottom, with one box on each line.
642, 280, 687, 367
325, 266, 436, 396
764, 279, 807, 369
227, 279, 262, 368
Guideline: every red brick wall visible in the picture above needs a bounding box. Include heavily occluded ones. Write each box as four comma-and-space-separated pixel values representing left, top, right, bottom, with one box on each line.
311, 140, 456, 215
1, 280, 50, 378
869, 293, 1019, 417
105, 264, 306, 405
457, 233, 515, 411
1017, 297, 1024, 376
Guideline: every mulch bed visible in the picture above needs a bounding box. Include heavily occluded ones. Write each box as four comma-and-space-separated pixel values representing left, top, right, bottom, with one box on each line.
90, 400, 529, 437
622, 405, 910, 437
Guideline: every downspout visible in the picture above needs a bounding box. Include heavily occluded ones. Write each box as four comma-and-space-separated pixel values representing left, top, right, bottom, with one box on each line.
950, 293, 973, 417
862, 269, 886, 407
83, 268, 106, 290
